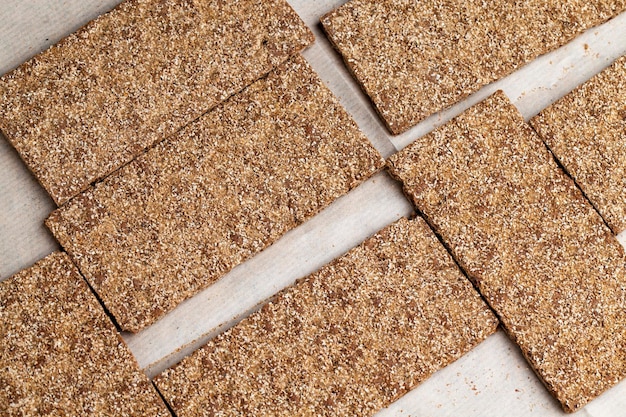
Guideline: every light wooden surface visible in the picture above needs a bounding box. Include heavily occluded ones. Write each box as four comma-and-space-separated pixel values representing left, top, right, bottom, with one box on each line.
1, 1, 625, 416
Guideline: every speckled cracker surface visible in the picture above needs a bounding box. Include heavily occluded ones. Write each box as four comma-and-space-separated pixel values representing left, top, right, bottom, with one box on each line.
531, 55, 626, 234
0, 0, 313, 205
153, 217, 498, 417
387, 91, 626, 412
321, 0, 625, 134
0, 252, 170, 416
46, 55, 384, 332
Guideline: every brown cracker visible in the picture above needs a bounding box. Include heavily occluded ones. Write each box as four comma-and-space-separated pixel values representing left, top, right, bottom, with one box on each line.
153, 217, 498, 417
387, 91, 626, 412
531, 55, 626, 234
0, 0, 313, 205
46, 55, 384, 332
0, 252, 170, 416
321, 0, 626, 134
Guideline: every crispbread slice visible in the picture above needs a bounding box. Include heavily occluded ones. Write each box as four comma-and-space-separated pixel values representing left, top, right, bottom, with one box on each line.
321, 0, 625, 134
153, 217, 498, 417
387, 91, 626, 412
0, 252, 170, 416
46, 55, 384, 332
531, 55, 626, 234
0, 0, 313, 205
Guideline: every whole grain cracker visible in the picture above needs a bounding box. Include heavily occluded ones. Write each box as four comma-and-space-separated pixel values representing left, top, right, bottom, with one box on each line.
0, 252, 170, 416
45, 55, 384, 332
0, 0, 313, 205
387, 91, 626, 412
321, 0, 626, 134
531, 55, 626, 234
153, 217, 498, 417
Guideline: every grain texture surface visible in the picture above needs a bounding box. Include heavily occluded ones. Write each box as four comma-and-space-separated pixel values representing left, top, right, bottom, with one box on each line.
387, 91, 626, 412
531, 55, 626, 234
0, 0, 313, 205
154, 217, 498, 417
321, 0, 626, 134
46, 55, 384, 332
0, 252, 170, 416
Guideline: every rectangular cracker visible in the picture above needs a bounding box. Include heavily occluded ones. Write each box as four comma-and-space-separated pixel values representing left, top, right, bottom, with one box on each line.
45, 55, 384, 332
153, 217, 498, 416
387, 91, 626, 412
0, 252, 170, 416
321, 0, 626, 134
0, 0, 313, 205
531, 55, 626, 234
